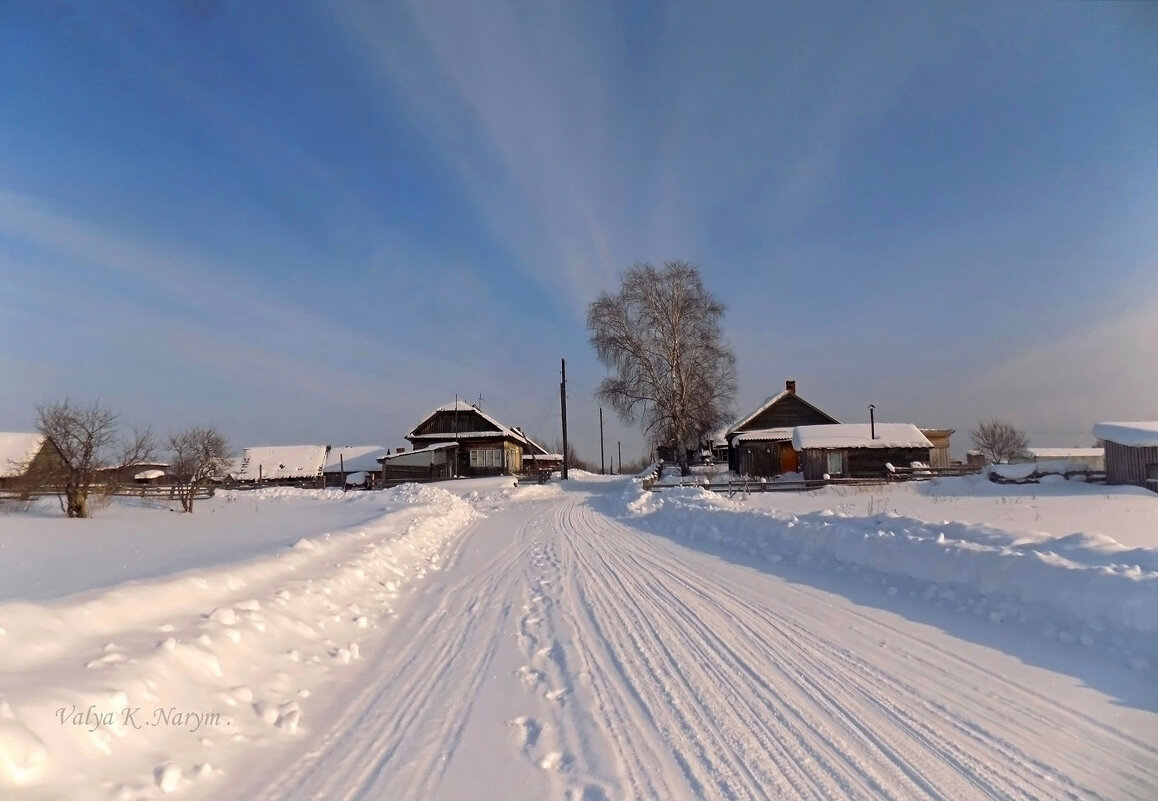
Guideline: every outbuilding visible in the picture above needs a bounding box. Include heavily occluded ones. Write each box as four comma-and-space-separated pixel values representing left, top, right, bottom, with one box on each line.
379, 443, 459, 484
792, 423, 933, 481
1092, 422, 1158, 493
234, 445, 330, 484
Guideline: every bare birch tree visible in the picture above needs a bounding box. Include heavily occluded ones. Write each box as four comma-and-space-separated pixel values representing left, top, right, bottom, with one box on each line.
587, 261, 736, 475
35, 399, 156, 518
970, 418, 1029, 464
168, 427, 232, 513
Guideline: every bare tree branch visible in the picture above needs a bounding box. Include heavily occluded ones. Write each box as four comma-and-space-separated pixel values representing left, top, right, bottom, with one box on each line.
970, 418, 1029, 464
35, 399, 152, 518
587, 261, 736, 475
168, 427, 232, 513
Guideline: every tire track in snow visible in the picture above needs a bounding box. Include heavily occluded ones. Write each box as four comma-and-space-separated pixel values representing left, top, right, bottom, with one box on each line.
551, 494, 1158, 800
247, 528, 527, 801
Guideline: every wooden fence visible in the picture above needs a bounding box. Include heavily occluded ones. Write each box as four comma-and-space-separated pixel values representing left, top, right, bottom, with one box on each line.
645, 463, 986, 496
0, 483, 215, 501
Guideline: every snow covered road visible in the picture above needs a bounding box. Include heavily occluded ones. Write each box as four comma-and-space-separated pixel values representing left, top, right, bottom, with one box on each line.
230, 481, 1158, 801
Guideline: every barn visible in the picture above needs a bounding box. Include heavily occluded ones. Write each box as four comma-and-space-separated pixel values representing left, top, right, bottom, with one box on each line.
1092, 422, 1158, 493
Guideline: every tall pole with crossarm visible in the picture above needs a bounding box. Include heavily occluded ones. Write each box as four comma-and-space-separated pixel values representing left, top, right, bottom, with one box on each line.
560, 359, 569, 480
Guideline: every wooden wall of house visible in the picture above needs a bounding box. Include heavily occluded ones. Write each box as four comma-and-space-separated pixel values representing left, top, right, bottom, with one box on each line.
744, 395, 838, 431
737, 442, 792, 478
801, 447, 932, 480
1104, 441, 1158, 492
453, 438, 525, 477
800, 449, 837, 481
381, 463, 451, 483
847, 448, 931, 478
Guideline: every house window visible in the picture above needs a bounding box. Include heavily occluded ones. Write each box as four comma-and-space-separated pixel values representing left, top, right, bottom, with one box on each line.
826, 451, 842, 476
1146, 464, 1158, 481
469, 448, 503, 468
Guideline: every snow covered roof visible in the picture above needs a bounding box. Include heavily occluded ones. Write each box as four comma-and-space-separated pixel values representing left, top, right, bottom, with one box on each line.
1026, 447, 1103, 459
730, 427, 795, 444
727, 387, 837, 437
523, 453, 563, 461
792, 424, 933, 450
408, 401, 531, 446
0, 432, 47, 478
512, 427, 548, 455
134, 469, 167, 481
727, 392, 790, 435
1093, 422, 1158, 448
379, 442, 458, 462
324, 445, 392, 473
236, 445, 329, 481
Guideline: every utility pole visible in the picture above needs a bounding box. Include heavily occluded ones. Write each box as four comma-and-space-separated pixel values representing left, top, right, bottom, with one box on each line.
869, 404, 876, 440
618, 440, 622, 474
560, 359, 569, 480
599, 407, 605, 475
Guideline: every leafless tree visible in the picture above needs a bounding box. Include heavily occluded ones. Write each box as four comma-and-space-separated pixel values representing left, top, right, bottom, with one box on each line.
970, 418, 1029, 464
587, 261, 736, 475
168, 427, 232, 513
35, 399, 157, 518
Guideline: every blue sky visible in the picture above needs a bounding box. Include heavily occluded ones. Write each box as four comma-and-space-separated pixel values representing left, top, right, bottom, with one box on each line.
1, 1, 1155, 463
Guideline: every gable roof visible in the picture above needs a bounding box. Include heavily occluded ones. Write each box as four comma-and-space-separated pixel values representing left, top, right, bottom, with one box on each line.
0, 432, 47, 478
1093, 422, 1158, 448
728, 390, 838, 437
512, 427, 548, 455
407, 401, 532, 447
324, 445, 393, 473
792, 424, 933, 450
236, 445, 329, 481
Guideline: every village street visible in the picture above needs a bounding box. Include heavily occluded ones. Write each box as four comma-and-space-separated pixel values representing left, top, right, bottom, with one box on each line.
224, 480, 1158, 801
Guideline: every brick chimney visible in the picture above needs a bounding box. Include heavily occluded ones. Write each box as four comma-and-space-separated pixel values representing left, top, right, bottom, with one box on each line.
785, 379, 796, 395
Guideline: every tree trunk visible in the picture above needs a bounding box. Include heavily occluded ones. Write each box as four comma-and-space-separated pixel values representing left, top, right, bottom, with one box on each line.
66, 486, 88, 518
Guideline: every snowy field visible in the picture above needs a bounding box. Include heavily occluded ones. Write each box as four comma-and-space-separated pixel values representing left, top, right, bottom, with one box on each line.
0, 475, 1155, 800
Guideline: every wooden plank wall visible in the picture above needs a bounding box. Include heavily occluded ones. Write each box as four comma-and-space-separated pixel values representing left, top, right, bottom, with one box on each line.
1104, 441, 1158, 492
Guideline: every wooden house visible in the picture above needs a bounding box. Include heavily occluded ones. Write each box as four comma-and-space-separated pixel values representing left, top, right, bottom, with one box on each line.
726, 380, 839, 477
792, 423, 933, 480
1092, 422, 1158, 493
405, 401, 534, 477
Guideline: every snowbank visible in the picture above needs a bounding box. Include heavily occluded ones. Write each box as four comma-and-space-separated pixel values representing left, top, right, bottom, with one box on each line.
621, 484, 1158, 669
0, 484, 477, 799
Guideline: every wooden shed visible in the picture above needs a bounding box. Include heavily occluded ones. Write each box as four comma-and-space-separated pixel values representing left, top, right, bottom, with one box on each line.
792, 423, 933, 481
1092, 422, 1158, 493
379, 443, 459, 484
726, 380, 839, 477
